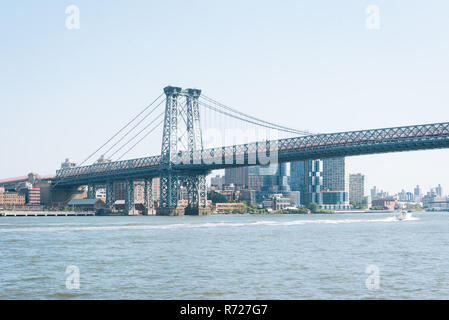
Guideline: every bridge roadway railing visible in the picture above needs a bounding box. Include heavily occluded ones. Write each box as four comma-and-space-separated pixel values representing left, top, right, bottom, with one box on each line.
55, 122, 449, 186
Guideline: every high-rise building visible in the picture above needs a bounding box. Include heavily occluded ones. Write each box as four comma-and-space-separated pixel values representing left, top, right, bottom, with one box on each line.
290, 157, 349, 209
349, 173, 365, 206
224, 167, 249, 187
304, 159, 323, 206
290, 160, 323, 206
290, 161, 305, 195
321, 157, 349, 208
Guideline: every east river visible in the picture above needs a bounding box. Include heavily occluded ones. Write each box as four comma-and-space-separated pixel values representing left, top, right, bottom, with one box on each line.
1, 212, 449, 299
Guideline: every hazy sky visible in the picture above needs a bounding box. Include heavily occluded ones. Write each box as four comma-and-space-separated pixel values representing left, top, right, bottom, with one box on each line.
1, 0, 448, 194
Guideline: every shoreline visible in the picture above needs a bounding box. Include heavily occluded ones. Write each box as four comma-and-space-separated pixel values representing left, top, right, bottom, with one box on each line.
0, 211, 95, 217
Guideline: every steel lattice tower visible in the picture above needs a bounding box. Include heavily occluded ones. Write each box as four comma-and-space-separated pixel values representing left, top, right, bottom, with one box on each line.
158, 86, 210, 216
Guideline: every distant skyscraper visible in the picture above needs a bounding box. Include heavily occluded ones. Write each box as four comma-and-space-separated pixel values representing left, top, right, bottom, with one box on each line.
414, 185, 423, 198
436, 184, 443, 198
224, 167, 249, 187
349, 173, 365, 206
371, 186, 379, 199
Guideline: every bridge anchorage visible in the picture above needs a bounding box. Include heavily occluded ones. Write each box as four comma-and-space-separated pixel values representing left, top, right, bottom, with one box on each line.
158, 86, 210, 216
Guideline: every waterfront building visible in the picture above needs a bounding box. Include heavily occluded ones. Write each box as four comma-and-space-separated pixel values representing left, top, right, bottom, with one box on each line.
426, 200, 449, 211
349, 173, 365, 206
273, 194, 292, 210
27, 187, 41, 205
0, 191, 26, 207
371, 198, 397, 210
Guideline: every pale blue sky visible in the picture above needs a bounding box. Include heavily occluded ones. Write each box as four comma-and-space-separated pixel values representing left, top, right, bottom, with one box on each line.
1, 0, 448, 194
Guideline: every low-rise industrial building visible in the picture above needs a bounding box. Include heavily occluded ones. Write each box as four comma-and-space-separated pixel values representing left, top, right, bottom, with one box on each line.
68, 198, 105, 211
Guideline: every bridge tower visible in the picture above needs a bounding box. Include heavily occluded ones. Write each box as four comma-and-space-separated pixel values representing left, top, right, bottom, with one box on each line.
157, 86, 210, 216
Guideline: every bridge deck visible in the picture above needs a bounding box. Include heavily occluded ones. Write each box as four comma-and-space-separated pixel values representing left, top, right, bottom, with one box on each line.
54, 122, 449, 186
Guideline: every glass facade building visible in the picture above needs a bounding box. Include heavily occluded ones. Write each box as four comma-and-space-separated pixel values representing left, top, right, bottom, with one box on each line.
290, 157, 349, 208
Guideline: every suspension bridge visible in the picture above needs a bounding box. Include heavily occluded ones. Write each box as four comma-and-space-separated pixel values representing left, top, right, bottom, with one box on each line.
53, 86, 449, 215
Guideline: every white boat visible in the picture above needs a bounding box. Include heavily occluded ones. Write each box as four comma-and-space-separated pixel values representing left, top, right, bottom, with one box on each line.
395, 210, 410, 221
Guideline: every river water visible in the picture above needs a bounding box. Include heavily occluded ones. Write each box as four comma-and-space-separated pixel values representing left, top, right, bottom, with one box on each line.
1, 212, 449, 299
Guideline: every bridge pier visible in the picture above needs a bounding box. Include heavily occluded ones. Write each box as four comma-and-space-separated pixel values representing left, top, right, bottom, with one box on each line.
156, 173, 210, 216
87, 183, 97, 199
157, 173, 183, 216
143, 178, 155, 215
106, 181, 115, 210
124, 179, 137, 215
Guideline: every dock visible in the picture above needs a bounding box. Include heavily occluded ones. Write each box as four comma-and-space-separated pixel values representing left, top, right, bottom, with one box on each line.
0, 211, 95, 217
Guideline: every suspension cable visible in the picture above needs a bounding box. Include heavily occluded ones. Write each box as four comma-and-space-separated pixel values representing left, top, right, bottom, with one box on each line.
101, 98, 166, 160
201, 95, 313, 136
109, 111, 165, 160
199, 100, 302, 135
117, 119, 165, 161
78, 92, 165, 166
